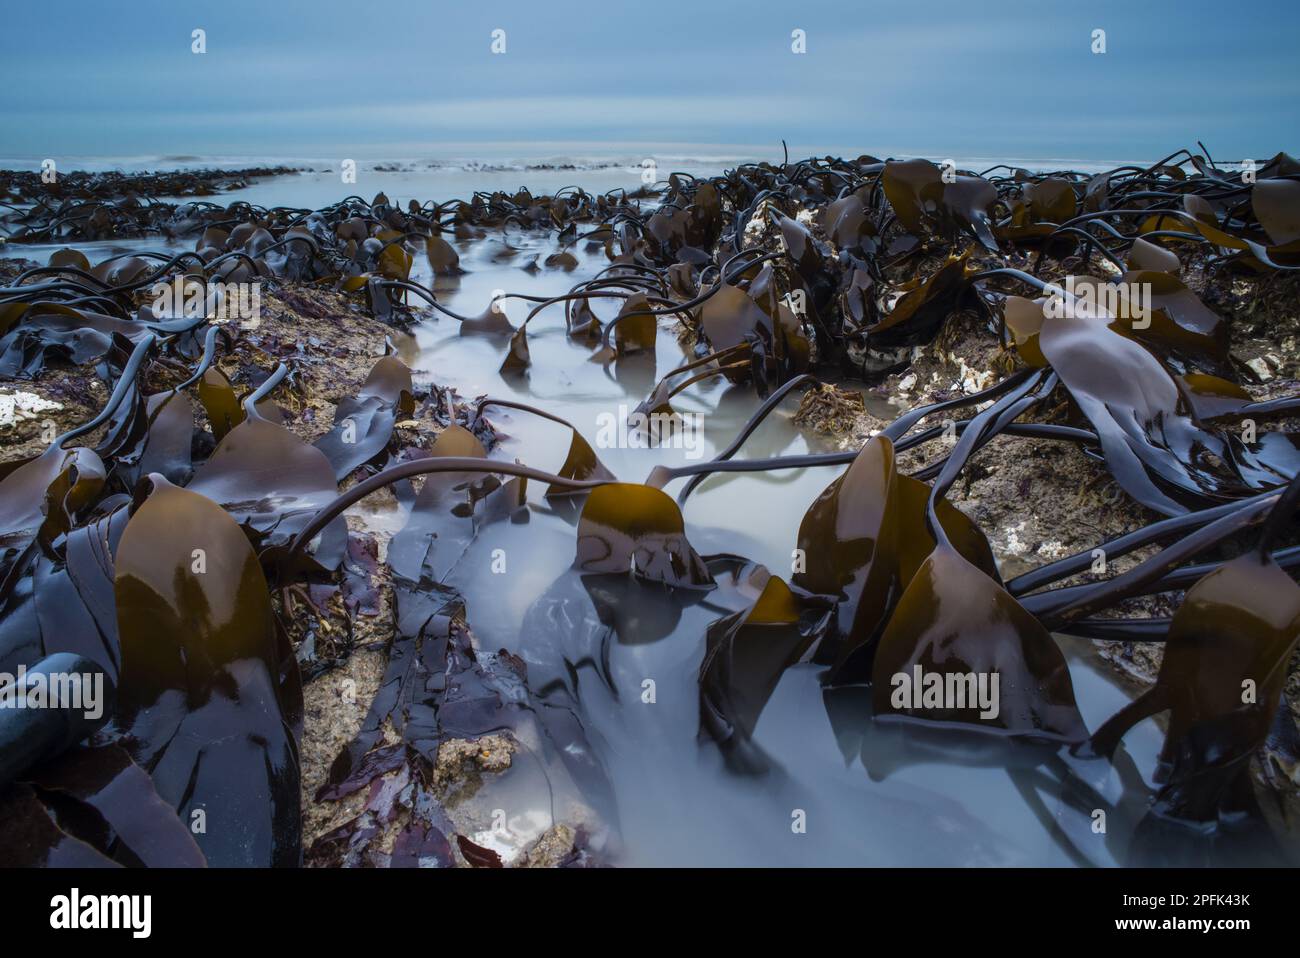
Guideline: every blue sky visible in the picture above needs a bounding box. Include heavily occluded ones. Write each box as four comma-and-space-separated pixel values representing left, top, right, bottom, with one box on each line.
1, 0, 1296, 162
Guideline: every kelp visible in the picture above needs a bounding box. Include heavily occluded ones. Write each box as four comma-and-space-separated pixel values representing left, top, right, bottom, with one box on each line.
4, 743, 206, 867
0, 510, 126, 690
790, 435, 997, 674
1085, 480, 1300, 824
1033, 291, 1298, 514
859, 253, 971, 350
0, 308, 147, 379
188, 380, 347, 569
574, 483, 714, 589
698, 567, 832, 772
869, 543, 1088, 742
0, 653, 114, 785
4, 145, 1300, 868
385, 425, 494, 585
111, 476, 301, 866
197, 367, 245, 441
0, 444, 105, 580
314, 356, 414, 480
93, 350, 199, 489
609, 293, 658, 357
0, 167, 294, 243
881, 158, 999, 252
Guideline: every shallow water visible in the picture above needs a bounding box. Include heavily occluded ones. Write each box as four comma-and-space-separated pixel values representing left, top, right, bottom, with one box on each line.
1, 191, 1184, 868
2, 158, 732, 216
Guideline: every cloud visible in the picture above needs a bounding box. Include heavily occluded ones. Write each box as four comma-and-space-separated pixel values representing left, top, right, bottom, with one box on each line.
0, 0, 1295, 159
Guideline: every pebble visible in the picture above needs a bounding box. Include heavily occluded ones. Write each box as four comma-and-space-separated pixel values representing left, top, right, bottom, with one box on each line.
1246, 356, 1273, 381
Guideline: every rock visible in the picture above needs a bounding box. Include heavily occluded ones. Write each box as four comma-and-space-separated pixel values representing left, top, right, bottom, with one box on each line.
1246, 356, 1274, 381
434, 734, 516, 791
518, 824, 577, 868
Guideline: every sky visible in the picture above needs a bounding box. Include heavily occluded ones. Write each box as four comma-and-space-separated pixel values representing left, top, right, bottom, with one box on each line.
1, 0, 1296, 164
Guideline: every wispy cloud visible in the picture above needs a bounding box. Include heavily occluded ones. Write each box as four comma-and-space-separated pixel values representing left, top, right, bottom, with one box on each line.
0, 0, 1294, 160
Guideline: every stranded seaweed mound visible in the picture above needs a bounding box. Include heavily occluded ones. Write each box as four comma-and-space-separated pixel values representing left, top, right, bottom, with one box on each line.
1, 148, 1300, 867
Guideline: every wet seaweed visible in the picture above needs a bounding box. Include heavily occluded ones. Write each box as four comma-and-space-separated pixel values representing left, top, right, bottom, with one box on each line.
2, 147, 1300, 867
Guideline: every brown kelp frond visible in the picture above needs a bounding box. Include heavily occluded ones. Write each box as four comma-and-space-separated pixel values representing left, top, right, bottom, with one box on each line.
112, 475, 300, 866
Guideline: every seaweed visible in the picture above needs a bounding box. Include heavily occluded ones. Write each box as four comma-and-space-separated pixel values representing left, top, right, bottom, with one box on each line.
188, 372, 348, 569
791, 435, 998, 674
313, 356, 414, 480
0, 743, 205, 867
111, 476, 301, 866
698, 566, 833, 772
574, 483, 713, 588
10, 744, 206, 867
3, 144, 1300, 868
1085, 478, 1300, 825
